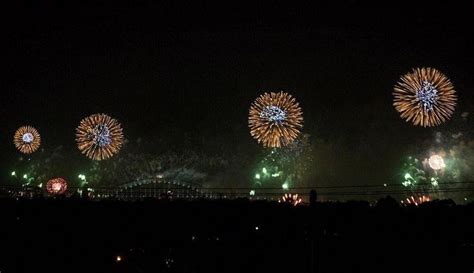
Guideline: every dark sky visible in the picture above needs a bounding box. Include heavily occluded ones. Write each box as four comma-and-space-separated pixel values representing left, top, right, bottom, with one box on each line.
1, 1, 474, 185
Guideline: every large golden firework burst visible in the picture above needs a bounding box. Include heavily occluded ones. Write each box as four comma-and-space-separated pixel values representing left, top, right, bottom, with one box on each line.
76, 113, 124, 160
393, 67, 457, 127
13, 126, 41, 154
249, 92, 303, 147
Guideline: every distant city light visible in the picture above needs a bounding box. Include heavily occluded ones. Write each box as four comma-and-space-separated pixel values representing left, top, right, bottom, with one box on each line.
116, 255, 122, 262
165, 258, 174, 268
11, 171, 16, 176
262, 167, 267, 174
255, 226, 259, 231
282, 183, 289, 190
255, 174, 260, 179
23, 174, 28, 179
249, 190, 255, 196
271, 173, 280, 177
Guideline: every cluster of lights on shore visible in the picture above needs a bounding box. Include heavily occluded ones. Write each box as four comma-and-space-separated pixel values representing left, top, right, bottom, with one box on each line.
10, 170, 90, 195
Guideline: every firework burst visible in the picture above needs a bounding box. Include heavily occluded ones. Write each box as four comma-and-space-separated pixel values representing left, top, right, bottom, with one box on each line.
401, 195, 431, 206
393, 67, 456, 127
278, 193, 302, 206
76, 113, 124, 160
46, 177, 68, 195
249, 92, 303, 147
13, 126, 41, 154
428, 154, 445, 171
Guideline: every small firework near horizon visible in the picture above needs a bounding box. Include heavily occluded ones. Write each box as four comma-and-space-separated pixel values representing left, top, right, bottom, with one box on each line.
401, 195, 431, 206
393, 67, 456, 127
46, 177, 68, 195
278, 193, 302, 206
249, 92, 303, 148
76, 113, 124, 160
13, 126, 41, 154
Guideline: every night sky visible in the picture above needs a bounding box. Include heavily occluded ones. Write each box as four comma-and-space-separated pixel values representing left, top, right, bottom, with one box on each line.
2, 1, 474, 187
